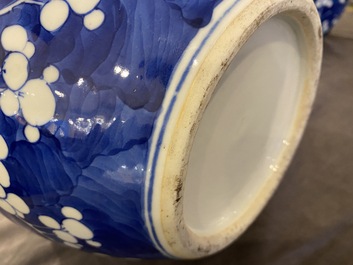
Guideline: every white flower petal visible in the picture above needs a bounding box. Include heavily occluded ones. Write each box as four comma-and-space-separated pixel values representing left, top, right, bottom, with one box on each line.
0, 89, 19, 116
40, 0, 69, 32
24, 125, 40, 143
6, 193, 30, 214
19, 79, 56, 126
86, 240, 102, 248
0, 186, 5, 198
22, 41, 35, 59
2, 53, 28, 91
16, 210, 25, 219
38, 215, 61, 229
0, 199, 15, 215
53, 230, 78, 243
43, 65, 59, 83
0, 162, 10, 188
61, 206, 83, 220
67, 0, 100, 14
1, 25, 27, 52
84, 9, 105, 30
0, 135, 8, 160
62, 219, 93, 240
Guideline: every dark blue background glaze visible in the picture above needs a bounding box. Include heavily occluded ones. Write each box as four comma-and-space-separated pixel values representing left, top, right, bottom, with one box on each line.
0, 0, 220, 258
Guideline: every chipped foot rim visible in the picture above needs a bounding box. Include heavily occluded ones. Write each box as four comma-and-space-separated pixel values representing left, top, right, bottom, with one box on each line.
145, 0, 322, 259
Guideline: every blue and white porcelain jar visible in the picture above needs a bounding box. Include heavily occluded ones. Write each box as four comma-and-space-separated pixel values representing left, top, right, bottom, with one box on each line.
314, 0, 349, 33
0, 0, 322, 259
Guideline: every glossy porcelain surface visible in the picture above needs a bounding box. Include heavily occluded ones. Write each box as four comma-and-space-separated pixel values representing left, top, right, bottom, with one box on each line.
0, 0, 322, 259
0, 0, 224, 258
314, 0, 348, 33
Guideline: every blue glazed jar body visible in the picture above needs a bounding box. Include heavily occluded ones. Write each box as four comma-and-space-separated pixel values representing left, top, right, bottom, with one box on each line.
0, 0, 218, 258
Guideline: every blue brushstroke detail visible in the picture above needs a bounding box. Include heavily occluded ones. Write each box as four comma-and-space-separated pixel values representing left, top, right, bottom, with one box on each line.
0, 0, 222, 258
165, 0, 218, 27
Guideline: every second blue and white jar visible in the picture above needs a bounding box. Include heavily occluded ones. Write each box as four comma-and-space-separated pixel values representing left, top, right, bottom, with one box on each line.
315, 0, 349, 33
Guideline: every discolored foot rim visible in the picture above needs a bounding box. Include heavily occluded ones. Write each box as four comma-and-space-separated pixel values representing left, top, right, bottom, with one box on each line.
145, 0, 322, 259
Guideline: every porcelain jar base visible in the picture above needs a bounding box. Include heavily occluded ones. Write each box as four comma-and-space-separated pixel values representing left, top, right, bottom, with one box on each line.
148, 0, 323, 259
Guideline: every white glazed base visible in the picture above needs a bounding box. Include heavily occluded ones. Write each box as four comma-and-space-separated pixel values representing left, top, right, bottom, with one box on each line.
147, 0, 322, 259
184, 15, 305, 236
